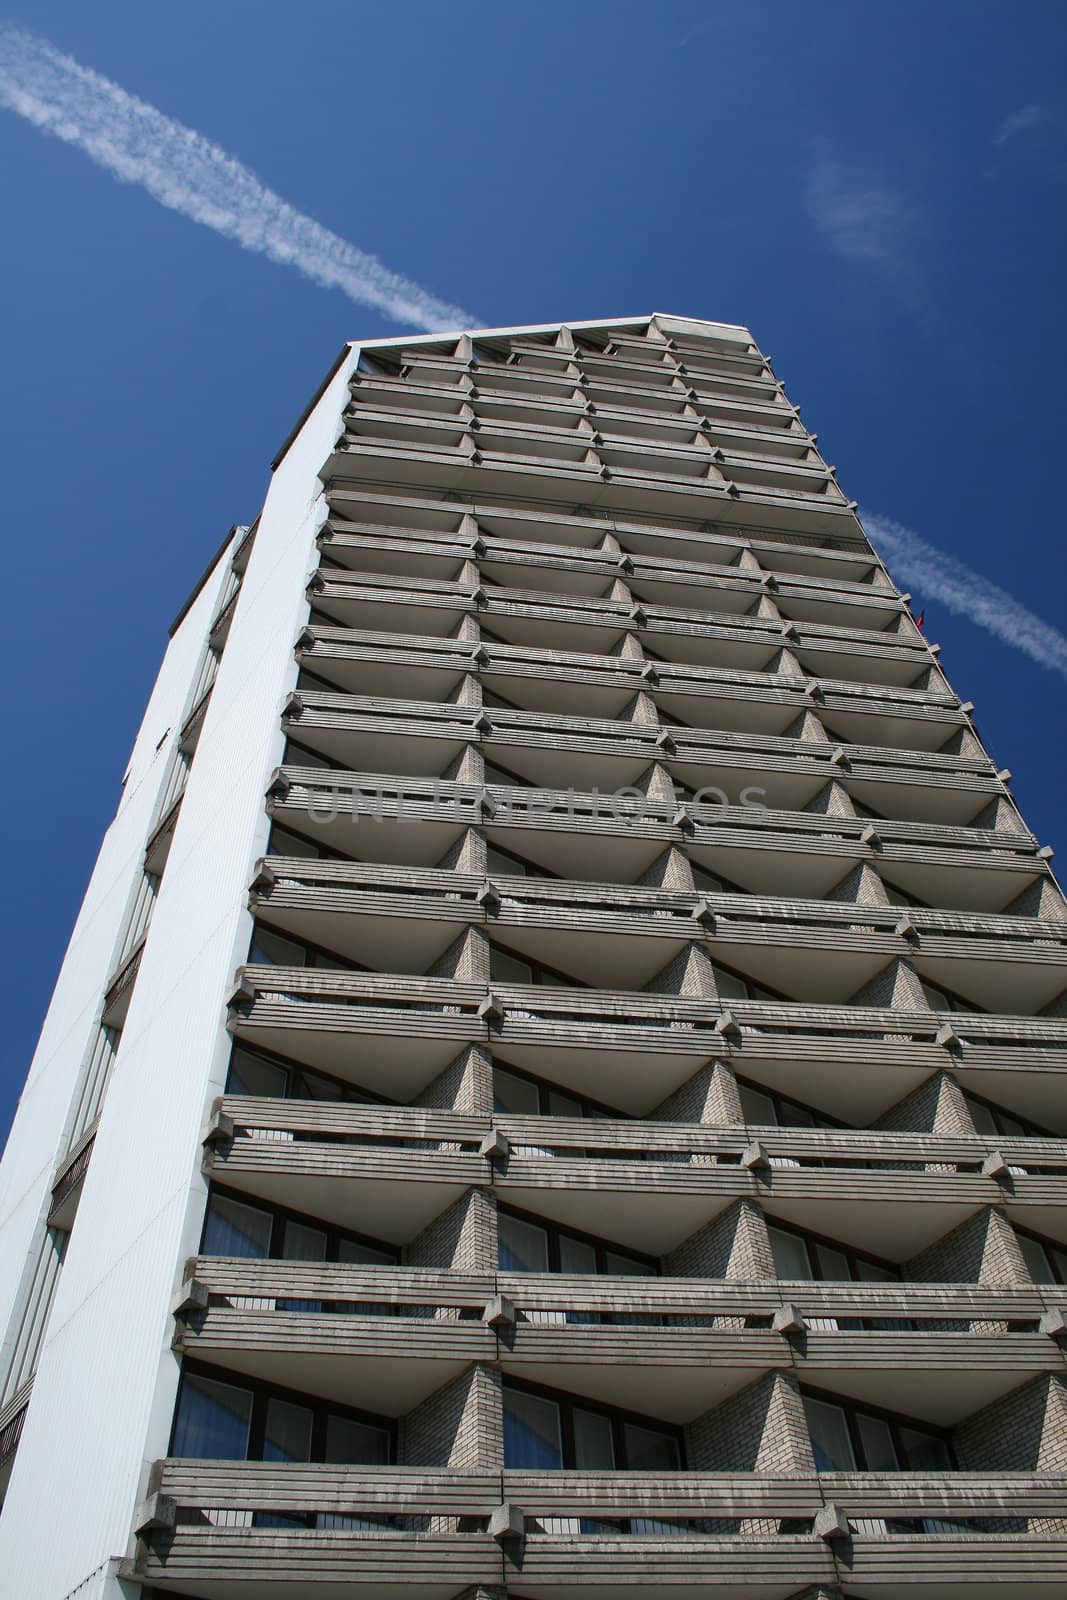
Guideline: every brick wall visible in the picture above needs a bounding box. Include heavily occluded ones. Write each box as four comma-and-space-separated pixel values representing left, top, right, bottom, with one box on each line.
684, 1371, 815, 1473
875, 1070, 975, 1136
848, 958, 927, 1010
427, 927, 490, 982
403, 1188, 497, 1272
652, 1060, 743, 1125
414, 1044, 493, 1114
1004, 875, 1067, 922
666, 1198, 775, 1280
643, 942, 718, 998
906, 1207, 1030, 1285
826, 862, 890, 907
436, 826, 487, 873
636, 847, 695, 891
955, 1374, 1067, 1528
399, 1363, 503, 1469
803, 780, 855, 818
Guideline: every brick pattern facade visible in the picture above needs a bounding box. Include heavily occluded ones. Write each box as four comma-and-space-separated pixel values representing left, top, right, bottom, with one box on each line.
666, 1198, 776, 1281
399, 1364, 504, 1470
403, 1187, 497, 1271
906, 1206, 1030, 1285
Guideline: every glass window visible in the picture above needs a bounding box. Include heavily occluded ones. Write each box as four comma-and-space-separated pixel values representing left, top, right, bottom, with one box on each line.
499, 1212, 550, 1273
898, 1426, 952, 1471
804, 1397, 856, 1472
324, 1414, 390, 1464
202, 1195, 273, 1259
604, 1249, 652, 1277
547, 1088, 586, 1118
573, 1408, 615, 1470
623, 1423, 681, 1471
491, 948, 534, 984
964, 1096, 999, 1136
263, 1398, 313, 1463
226, 1046, 288, 1098
493, 1067, 541, 1115
338, 1236, 395, 1268
173, 1375, 252, 1460
853, 1259, 898, 1284
503, 1388, 564, 1469
739, 1082, 777, 1125
712, 966, 750, 1001
269, 825, 321, 860
769, 1226, 813, 1280
559, 1235, 597, 1274
813, 1243, 851, 1281
1017, 1233, 1060, 1285
284, 1221, 328, 1262
856, 1413, 898, 1471
250, 928, 307, 966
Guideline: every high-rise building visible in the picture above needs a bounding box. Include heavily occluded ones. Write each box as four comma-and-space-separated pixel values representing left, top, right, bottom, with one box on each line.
1, 313, 1065, 1600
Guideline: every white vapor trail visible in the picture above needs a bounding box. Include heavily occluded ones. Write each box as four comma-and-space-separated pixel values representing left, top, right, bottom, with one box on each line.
0, 27, 473, 331
862, 511, 1067, 683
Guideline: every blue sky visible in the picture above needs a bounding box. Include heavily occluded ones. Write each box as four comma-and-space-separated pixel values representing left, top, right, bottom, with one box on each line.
1, 1, 1065, 1143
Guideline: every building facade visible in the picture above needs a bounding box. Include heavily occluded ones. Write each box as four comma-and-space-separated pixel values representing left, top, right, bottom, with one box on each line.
1, 313, 1065, 1599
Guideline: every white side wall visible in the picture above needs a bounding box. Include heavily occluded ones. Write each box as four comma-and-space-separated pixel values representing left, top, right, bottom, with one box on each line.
0, 345, 359, 1597
0, 548, 231, 1372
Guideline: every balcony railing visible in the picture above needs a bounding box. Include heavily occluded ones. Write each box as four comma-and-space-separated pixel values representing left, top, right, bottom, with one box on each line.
101, 938, 145, 1028
126, 1460, 1067, 1596
209, 1087, 1067, 1257
251, 855, 1066, 1012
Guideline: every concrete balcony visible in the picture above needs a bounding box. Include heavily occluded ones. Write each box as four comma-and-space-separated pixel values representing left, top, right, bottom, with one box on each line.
266, 761, 1047, 912
297, 622, 961, 749
126, 1459, 1067, 1598
322, 525, 899, 641
320, 429, 861, 539
283, 686, 1000, 825
341, 406, 840, 505
483, 984, 1067, 1127
100, 937, 145, 1028
347, 375, 813, 462
308, 563, 923, 688
493, 1143, 1067, 1261
177, 1254, 1067, 1425
46, 1122, 97, 1231
250, 854, 1067, 1011
226, 968, 487, 1098
323, 482, 878, 580
204, 1097, 488, 1239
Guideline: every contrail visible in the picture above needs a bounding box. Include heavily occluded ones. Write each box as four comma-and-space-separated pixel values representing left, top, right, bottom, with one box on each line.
862, 511, 1067, 683
0, 27, 472, 331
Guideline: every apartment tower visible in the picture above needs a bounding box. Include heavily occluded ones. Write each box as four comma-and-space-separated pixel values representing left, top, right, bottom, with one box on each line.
0, 314, 1065, 1600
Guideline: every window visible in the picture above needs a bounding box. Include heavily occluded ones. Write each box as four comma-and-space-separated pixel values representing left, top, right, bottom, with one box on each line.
690, 863, 749, 896
171, 1362, 392, 1465
769, 1222, 900, 1284
921, 980, 981, 1015
248, 925, 356, 973
485, 841, 556, 879
225, 1042, 385, 1106
498, 1203, 656, 1282
503, 1380, 682, 1471
1016, 1228, 1067, 1285
963, 1091, 1050, 1139
493, 1063, 618, 1120
172, 1373, 252, 1460
803, 1390, 953, 1476
712, 963, 781, 1004
737, 1075, 845, 1131
200, 1186, 397, 1276
881, 878, 929, 909
490, 942, 579, 987
268, 823, 325, 861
